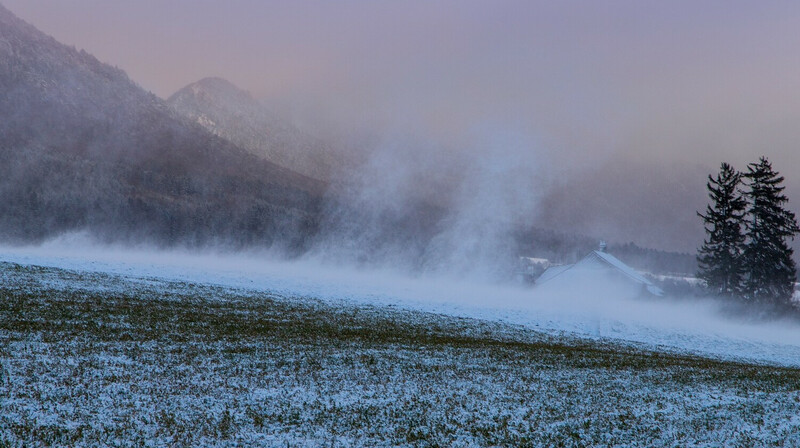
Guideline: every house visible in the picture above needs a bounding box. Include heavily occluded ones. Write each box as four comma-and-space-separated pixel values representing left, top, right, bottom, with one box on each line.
535, 242, 664, 297
516, 257, 552, 284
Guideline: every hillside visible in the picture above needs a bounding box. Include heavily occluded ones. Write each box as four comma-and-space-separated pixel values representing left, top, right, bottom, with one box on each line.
3, 254, 800, 446
168, 77, 341, 181
0, 3, 705, 268
0, 4, 324, 249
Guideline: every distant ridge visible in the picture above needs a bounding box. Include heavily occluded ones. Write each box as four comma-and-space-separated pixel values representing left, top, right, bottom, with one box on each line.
0, 4, 324, 249
168, 77, 339, 181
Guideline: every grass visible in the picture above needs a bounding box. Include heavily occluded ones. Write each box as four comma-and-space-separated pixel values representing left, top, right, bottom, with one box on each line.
2, 261, 800, 447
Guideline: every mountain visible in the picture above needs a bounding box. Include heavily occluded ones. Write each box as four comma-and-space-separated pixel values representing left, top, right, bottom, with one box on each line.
0, 4, 324, 249
167, 77, 340, 181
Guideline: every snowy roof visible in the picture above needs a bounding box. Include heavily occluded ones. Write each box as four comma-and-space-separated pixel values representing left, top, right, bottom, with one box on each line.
583, 251, 654, 285
521, 257, 551, 265
535, 264, 571, 283
536, 250, 664, 296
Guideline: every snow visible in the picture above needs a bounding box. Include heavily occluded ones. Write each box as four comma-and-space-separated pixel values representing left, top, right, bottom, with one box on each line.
592, 250, 658, 288
533, 264, 570, 283
2, 242, 800, 367
521, 257, 549, 264
4, 243, 800, 446
539, 250, 664, 296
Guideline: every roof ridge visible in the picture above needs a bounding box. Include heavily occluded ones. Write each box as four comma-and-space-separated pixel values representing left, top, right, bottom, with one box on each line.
591, 250, 654, 286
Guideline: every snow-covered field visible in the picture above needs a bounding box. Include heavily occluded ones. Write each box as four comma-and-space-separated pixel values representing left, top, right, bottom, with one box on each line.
3, 243, 800, 446
2, 242, 800, 367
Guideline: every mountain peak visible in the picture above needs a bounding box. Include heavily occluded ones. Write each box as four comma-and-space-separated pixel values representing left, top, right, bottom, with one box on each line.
169, 77, 254, 105
167, 78, 341, 181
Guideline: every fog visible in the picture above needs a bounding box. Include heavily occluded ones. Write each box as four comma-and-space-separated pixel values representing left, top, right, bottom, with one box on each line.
5, 1, 800, 362
7, 0, 800, 252
4, 236, 800, 366
310, 128, 549, 278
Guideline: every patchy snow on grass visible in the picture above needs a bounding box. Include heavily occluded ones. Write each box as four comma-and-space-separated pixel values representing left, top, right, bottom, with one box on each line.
4, 256, 800, 446
2, 241, 800, 367
2, 259, 800, 447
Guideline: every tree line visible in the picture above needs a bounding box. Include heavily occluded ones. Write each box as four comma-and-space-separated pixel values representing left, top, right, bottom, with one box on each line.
698, 157, 800, 308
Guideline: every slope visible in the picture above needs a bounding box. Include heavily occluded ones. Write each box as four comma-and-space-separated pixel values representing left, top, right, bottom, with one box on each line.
0, 4, 324, 249
167, 77, 340, 181
3, 253, 800, 446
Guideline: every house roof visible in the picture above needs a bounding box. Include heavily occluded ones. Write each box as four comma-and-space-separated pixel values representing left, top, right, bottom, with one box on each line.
536, 250, 664, 296
534, 264, 571, 283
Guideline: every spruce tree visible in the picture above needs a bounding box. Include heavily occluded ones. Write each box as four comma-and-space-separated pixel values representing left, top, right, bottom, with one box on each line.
742, 157, 800, 306
697, 162, 747, 297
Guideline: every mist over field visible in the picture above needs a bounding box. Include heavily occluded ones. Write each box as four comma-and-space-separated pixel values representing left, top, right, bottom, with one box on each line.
7, 3, 800, 445
4, 235, 800, 369
2, 0, 799, 319
7, 0, 800, 255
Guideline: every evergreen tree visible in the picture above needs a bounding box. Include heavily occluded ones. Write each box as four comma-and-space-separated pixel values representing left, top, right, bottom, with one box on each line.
742, 157, 800, 306
697, 162, 747, 297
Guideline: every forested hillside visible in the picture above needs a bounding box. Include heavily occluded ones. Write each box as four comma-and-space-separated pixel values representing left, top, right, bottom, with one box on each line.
0, 4, 323, 249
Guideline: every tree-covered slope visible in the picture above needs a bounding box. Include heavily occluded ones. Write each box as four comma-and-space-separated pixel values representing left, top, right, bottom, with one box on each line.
0, 4, 324, 249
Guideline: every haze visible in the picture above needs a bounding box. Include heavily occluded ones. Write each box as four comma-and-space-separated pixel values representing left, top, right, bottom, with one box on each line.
5, 236, 800, 366
7, 0, 800, 253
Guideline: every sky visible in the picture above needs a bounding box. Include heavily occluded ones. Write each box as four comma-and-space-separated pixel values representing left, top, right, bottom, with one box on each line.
6, 0, 800, 252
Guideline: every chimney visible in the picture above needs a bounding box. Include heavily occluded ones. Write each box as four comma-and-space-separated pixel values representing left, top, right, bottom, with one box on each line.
599, 240, 607, 253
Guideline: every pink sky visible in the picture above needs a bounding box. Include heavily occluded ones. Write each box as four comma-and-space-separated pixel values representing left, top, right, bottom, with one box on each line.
5, 1, 800, 169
